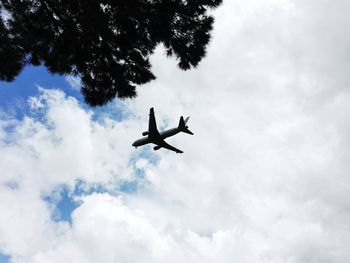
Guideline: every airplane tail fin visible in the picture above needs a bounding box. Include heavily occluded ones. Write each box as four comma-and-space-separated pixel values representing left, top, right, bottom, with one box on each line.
178, 116, 194, 135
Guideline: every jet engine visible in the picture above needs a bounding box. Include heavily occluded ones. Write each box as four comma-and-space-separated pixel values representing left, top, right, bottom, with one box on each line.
154, 145, 161, 151
142, 131, 148, 136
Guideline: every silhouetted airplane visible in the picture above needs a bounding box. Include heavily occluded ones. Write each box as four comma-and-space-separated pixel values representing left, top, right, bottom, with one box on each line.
132, 108, 193, 153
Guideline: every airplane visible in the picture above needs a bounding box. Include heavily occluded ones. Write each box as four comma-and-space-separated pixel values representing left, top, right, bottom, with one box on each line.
132, 107, 193, 153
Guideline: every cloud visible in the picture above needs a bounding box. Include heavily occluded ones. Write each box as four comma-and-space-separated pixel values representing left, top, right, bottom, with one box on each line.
65, 76, 82, 91
0, 88, 142, 259
1, 0, 350, 262
20, 194, 226, 263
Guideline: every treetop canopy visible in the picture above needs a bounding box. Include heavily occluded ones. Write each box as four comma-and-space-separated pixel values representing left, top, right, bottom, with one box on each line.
0, 0, 222, 106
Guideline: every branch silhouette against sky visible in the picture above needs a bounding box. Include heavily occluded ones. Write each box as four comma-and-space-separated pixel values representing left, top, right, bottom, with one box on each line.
0, 0, 222, 106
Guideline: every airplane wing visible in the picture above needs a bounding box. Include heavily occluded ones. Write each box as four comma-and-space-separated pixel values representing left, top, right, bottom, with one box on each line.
148, 107, 160, 137
156, 140, 183, 154
148, 108, 183, 153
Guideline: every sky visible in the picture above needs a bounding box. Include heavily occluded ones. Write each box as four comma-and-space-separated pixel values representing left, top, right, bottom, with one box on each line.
1, 0, 350, 262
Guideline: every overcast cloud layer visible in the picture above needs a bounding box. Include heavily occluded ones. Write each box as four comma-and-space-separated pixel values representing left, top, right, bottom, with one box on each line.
1, 0, 350, 262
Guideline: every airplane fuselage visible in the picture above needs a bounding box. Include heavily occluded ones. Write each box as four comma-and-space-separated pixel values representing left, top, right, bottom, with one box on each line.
132, 128, 180, 148
132, 107, 193, 153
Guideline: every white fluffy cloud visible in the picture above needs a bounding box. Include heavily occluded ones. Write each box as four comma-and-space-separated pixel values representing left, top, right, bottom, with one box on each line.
1, 0, 350, 262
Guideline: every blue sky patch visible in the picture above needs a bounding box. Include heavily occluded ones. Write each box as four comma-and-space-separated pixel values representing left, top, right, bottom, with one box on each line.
0, 65, 134, 124
0, 253, 10, 263
44, 186, 79, 224
0, 65, 82, 119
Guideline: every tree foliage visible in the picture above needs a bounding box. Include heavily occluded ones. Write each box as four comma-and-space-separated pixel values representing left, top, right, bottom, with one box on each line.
0, 0, 222, 106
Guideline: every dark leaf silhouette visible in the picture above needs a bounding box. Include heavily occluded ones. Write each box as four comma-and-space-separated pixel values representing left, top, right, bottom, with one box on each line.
0, 0, 222, 106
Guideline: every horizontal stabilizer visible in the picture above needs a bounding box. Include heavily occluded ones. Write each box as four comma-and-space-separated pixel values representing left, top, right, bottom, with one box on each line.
182, 128, 193, 135
178, 116, 193, 135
